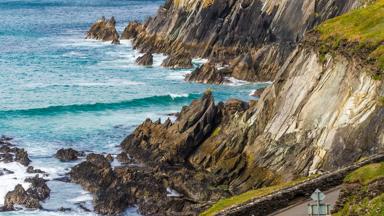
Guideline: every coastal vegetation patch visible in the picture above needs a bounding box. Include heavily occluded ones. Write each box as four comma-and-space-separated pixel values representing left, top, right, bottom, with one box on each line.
344, 162, 384, 185
316, 0, 384, 76
200, 176, 313, 216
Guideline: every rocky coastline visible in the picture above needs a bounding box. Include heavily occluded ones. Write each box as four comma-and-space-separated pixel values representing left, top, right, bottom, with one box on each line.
2, 0, 380, 215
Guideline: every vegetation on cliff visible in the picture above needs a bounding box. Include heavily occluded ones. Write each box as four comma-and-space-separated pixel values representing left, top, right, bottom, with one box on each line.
201, 176, 312, 216
344, 162, 384, 185
317, 0, 384, 74
334, 162, 384, 216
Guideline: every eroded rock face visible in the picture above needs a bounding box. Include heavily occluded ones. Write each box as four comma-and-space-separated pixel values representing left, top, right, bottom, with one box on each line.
136, 53, 153, 66
127, 0, 363, 82
55, 148, 84, 162
161, 53, 193, 69
86, 16, 120, 43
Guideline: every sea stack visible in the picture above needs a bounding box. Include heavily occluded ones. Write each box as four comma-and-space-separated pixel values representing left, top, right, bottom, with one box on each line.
85, 16, 120, 44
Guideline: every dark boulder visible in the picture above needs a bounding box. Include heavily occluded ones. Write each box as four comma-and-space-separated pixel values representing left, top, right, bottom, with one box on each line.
55, 148, 84, 162
136, 53, 153, 66
14, 149, 31, 166
0, 138, 31, 166
161, 53, 193, 69
25, 175, 51, 201
85, 16, 120, 44
26, 166, 46, 174
250, 87, 266, 98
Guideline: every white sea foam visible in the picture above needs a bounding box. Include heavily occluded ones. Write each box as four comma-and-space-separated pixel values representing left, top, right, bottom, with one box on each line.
24, 79, 144, 89
224, 77, 250, 86
192, 58, 209, 65
166, 187, 182, 197
68, 193, 93, 203
169, 93, 189, 99
166, 70, 190, 80
152, 53, 167, 67
0, 162, 34, 204
63, 51, 86, 58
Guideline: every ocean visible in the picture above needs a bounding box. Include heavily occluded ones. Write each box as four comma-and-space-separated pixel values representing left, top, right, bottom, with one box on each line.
0, 0, 267, 215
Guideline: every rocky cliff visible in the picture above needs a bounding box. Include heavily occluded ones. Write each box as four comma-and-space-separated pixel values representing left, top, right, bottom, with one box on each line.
73, 0, 384, 215
124, 0, 366, 82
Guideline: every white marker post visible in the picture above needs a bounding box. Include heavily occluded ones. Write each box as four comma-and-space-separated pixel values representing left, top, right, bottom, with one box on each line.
308, 189, 331, 216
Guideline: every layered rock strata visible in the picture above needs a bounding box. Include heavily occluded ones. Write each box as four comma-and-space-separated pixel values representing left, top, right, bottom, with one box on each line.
126, 0, 365, 82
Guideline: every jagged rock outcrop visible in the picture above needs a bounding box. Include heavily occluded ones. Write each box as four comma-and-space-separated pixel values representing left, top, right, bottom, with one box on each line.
55, 148, 84, 162
127, 0, 364, 82
86, 16, 120, 44
120, 38, 384, 203
135, 53, 153, 66
1, 176, 50, 211
0, 136, 31, 166
70, 151, 226, 215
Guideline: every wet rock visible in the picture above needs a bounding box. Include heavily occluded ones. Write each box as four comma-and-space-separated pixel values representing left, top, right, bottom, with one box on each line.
25, 175, 51, 201
26, 166, 45, 174
3, 176, 50, 211
4, 184, 40, 210
55, 148, 84, 162
58, 207, 72, 212
0, 168, 14, 176
0, 138, 31, 166
136, 53, 153, 66
185, 62, 231, 84
53, 176, 71, 183
121, 21, 143, 40
14, 149, 31, 166
85, 16, 120, 43
111, 38, 120, 45
161, 53, 193, 69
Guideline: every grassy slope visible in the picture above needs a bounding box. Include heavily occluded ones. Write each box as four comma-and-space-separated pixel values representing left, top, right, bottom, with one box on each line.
334, 193, 384, 216
334, 162, 384, 216
344, 162, 384, 185
200, 177, 311, 216
317, 0, 384, 71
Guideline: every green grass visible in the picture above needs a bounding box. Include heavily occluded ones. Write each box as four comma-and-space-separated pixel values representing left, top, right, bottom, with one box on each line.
317, 0, 384, 71
211, 127, 221, 137
344, 162, 384, 185
200, 176, 312, 216
334, 193, 384, 216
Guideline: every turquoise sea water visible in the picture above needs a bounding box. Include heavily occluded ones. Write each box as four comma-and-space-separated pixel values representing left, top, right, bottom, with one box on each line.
0, 0, 267, 215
